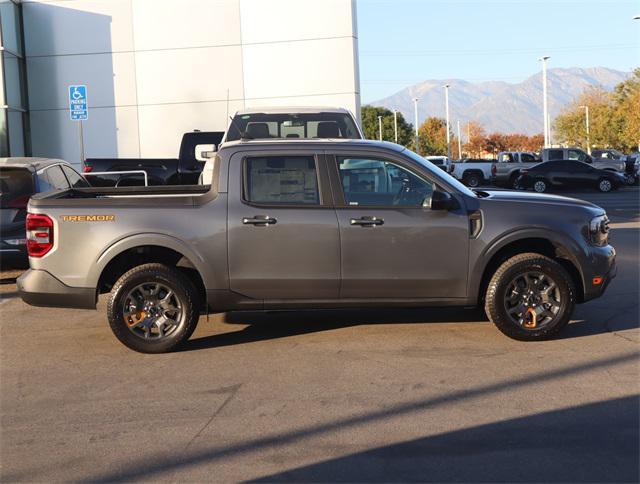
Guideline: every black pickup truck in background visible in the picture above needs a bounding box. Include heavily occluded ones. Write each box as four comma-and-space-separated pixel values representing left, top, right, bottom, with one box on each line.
83, 131, 224, 186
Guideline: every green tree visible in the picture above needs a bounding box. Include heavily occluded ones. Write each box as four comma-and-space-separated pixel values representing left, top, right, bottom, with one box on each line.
613, 68, 640, 152
417, 117, 449, 156
361, 105, 414, 147
554, 69, 640, 153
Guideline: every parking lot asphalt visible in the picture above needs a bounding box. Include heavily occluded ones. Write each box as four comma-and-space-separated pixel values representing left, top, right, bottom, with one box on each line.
1, 187, 639, 482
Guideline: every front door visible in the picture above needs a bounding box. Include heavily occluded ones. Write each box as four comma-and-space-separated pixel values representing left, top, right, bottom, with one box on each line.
329, 154, 470, 299
227, 152, 340, 300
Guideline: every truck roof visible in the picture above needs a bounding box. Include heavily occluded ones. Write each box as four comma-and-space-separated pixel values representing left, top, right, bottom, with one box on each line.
218, 138, 405, 152
0, 157, 69, 172
234, 106, 354, 115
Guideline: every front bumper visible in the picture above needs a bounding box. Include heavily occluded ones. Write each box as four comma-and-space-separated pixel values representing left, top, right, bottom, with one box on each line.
17, 269, 96, 309
581, 245, 616, 302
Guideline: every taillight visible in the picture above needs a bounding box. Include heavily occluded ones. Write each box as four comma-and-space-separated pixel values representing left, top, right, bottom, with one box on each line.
26, 213, 54, 257
83, 165, 92, 173
491, 164, 497, 176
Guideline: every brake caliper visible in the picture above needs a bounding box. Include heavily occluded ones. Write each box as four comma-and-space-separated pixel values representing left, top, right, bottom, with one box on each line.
523, 307, 537, 329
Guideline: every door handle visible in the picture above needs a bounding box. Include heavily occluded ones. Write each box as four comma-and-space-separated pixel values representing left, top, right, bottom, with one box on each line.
243, 215, 277, 226
350, 216, 384, 226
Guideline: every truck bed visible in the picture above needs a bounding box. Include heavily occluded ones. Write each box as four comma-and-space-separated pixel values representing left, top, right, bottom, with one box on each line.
29, 185, 213, 207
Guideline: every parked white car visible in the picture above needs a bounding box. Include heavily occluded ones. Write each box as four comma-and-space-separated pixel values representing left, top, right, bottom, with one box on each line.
425, 156, 452, 172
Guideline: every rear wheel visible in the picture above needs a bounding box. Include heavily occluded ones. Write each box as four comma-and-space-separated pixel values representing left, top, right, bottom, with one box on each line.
509, 173, 520, 189
464, 172, 482, 188
107, 263, 200, 353
533, 179, 548, 193
485, 253, 575, 341
598, 178, 613, 192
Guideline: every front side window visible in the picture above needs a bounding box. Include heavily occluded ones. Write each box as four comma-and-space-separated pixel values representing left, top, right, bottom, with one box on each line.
521, 153, 537, 163
567, 149, 587, 161
337, 157, 434, 207
244, 156, 319, 205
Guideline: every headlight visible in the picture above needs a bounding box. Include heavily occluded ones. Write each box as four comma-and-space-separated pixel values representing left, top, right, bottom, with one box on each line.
588, 214, 609, 246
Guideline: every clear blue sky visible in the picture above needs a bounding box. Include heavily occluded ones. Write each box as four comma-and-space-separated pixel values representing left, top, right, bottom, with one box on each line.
357, 0, 640, 102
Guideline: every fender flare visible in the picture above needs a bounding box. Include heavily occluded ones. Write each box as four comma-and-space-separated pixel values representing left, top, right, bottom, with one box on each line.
469, 227, 587, 301
87, 233, 214, 289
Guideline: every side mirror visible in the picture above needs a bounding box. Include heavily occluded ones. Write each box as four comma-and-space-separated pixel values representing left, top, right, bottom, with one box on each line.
201, 150, 217, 159
430, 190, 457, 211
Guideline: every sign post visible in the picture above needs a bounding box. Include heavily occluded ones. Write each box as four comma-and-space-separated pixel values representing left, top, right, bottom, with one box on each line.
68, 85, 88, 167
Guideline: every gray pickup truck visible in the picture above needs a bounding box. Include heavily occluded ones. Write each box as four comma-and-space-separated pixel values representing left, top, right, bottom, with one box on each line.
18, 139, 616, 353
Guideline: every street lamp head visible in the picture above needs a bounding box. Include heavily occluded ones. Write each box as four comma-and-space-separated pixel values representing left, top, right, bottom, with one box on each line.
539, 55, 551, 61
443, 84, 450, 89
633, 15, 640, 19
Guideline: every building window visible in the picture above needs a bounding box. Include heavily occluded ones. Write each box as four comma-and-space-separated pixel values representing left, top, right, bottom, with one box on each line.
1, 0, 30, 157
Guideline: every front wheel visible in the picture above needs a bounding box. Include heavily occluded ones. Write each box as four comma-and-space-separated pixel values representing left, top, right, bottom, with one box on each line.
107, 263, 200, 353
485, 253, 576, 341
598, 178, 613, 192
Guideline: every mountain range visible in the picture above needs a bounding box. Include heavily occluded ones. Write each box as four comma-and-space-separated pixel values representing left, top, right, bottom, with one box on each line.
371, 67, 630, 136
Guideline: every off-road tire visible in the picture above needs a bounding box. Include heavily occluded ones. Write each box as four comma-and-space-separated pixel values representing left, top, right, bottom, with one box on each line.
107, 263, 200, 353
485, 253, 576, 341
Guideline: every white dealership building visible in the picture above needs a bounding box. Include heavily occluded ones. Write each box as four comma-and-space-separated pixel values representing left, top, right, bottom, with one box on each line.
0, 0, 360, 165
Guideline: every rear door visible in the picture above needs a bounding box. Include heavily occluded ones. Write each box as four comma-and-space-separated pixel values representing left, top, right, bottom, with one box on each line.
328, 151, 469, 299
227, 150, 340, 300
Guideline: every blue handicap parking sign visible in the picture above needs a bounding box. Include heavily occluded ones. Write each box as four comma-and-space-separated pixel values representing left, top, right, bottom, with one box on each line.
69, 85, 88, 120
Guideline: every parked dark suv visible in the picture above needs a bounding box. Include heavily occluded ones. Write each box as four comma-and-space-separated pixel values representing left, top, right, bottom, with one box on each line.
0, 158, 88, 267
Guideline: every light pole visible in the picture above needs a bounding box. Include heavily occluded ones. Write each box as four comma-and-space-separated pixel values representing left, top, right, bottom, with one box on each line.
579, 105, 590, 154
457, 120, 462, 160
378, 115, 383, 141
413, 98, 419, 154
393, 110, 398, 143
443, 84, 451, 158
539, 55, 551, 148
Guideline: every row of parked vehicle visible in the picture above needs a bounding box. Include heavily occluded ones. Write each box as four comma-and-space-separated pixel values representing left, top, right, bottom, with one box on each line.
433, 148, 638, 192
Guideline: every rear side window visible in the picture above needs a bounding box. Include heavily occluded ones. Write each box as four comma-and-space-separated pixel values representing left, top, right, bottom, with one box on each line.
0, 167, 34, 208
38, 165, 70, 192
244, 156, 319, 205
61, 165, 89, 188
547, 150, 563, 160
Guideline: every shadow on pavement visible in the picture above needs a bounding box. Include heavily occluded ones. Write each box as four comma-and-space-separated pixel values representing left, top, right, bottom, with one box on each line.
63, 352, 638, 483
181, 307, 488, 352
253, 395, 640, 483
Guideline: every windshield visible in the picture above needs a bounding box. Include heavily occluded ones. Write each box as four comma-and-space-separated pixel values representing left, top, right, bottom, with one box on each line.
226, 112, 361, 141
402, 149, 476, 197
